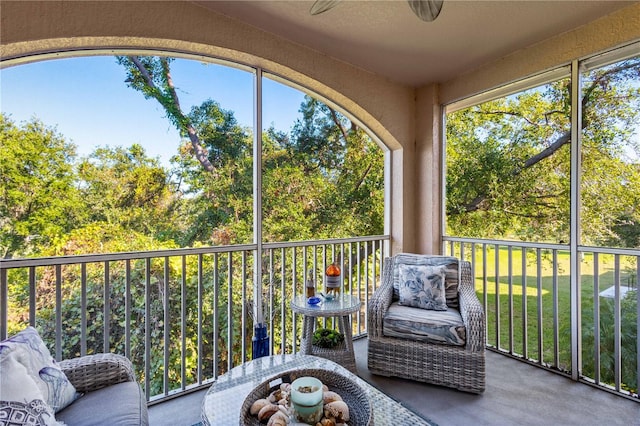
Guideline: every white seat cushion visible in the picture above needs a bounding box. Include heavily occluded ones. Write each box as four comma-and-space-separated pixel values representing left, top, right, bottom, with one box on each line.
383, 302, 466, 346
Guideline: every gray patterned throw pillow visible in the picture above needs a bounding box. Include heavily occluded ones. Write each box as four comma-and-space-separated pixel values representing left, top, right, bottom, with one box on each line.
392, 254, 460, 308
397, 264, 448, 311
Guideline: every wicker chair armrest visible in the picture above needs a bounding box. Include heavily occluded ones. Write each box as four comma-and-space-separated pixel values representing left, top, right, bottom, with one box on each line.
367, 257, 395, 338
60, 353, 137, 393
458, 261, 486, 352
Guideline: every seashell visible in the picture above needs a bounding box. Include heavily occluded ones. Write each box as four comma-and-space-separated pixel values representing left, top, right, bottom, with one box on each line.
250, 398, 270, 416
322, 391, 343, 404
322, 384, 329, 392
280, 383, 291, 393
324, 401, 349, 423
319, 419, 336, 426
267, 411, 288, 426
258, 403, 280, 422
268, 389, 283, 403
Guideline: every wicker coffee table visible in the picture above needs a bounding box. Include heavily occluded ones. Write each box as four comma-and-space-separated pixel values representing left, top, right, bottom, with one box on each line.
291, 294, 360, 372
200, 354, 433, 425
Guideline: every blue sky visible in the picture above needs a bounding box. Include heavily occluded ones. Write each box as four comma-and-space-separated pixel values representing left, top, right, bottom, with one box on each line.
1, 55, 306, 166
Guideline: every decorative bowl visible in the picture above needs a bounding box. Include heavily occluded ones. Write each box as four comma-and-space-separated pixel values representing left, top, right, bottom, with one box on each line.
240, 368, 373, 425
307, 296, 321, 305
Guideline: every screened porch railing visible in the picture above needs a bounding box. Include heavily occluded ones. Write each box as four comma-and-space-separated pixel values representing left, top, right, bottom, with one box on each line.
443, 236, 639, 401
0, 235, 389, 404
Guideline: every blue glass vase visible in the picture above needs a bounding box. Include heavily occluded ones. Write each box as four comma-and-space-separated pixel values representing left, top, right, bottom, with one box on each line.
252, 323, 270, 359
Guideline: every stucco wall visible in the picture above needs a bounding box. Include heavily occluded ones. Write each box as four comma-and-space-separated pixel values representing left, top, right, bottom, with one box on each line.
438, 2, 640, 105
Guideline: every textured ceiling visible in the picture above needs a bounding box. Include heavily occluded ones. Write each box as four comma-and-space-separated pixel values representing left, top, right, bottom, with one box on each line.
193, 0, 634, 86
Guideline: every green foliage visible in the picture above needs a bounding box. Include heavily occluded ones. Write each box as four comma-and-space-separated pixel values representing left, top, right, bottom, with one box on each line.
446, 83, 572, 242
168, 99, 254, 246
0, 115, 83, 258
580, 290, 638, 394
312, 327, 344, 348
115, 56, 187, 130
269, 97, 384, 241
446, 57, 640, 247
77, 144, 177, 239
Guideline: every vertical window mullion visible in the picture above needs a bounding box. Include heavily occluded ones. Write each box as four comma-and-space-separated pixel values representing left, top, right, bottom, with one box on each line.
253, 67, 263, 325
570, 59, 582, 381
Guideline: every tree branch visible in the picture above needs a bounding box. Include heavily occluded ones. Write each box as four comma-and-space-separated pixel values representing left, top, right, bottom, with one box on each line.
477, 110, 538, 127
328, 107, 349, 143
353, 162, 373, 193
129, 56, 215, 174
465, 61, 640, 201
160, 58, 183, 113
521, 131, 571, 170
502, 209, 547, 219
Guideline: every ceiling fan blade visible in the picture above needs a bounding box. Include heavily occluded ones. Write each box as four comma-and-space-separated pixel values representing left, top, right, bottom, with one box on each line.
407, 0, 444, 22
310, 0, 341, 16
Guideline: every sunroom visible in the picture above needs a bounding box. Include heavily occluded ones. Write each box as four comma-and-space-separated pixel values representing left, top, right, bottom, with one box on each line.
1, 1, 639, 425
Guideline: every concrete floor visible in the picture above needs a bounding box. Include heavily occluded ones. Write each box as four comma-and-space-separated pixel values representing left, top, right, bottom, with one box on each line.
149, 337, 640, 426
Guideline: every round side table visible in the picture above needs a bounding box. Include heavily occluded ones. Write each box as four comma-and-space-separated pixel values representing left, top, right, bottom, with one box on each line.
290, 294, 361, 372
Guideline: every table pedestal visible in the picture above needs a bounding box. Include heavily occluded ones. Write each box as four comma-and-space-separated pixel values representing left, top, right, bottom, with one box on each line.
300, 314, 357, 372
291, 294, 361, 373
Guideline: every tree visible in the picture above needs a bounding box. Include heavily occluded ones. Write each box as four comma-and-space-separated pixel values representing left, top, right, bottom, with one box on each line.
77, 144, 178, 241
446, 57, 640, 245
116, 56, 215, 173
116, 57, 385, 247
117, 56, 255, 246
168, 100, 253, 246
287, 97, 385, 240
0, 114, 82, 258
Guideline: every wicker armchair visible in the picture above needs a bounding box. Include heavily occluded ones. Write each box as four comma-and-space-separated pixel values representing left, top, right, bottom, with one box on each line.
367, 257, 486, 393
59, 353, 137, 392
56, 353, 149, 425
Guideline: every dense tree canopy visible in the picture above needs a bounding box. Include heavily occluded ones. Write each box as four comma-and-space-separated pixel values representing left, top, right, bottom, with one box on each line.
0, 116, 82, 258
446, 57, 640, 247
1, 55, 385, 259
1, 57, 387, 391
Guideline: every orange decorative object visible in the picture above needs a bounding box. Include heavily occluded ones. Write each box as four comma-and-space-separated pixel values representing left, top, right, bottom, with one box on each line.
325, 262, 341, 296
326, 262, 341, 277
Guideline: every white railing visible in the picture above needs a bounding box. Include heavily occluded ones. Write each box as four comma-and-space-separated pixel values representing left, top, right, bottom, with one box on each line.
443, 236, 639, 401
0, 235, 389, 403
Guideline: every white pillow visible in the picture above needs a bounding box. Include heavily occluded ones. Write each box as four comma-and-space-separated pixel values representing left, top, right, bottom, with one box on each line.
0, 327, 78, 412
0, 353, 65, 425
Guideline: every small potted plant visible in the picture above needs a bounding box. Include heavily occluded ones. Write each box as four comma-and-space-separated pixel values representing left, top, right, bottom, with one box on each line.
312, 328, 344, 348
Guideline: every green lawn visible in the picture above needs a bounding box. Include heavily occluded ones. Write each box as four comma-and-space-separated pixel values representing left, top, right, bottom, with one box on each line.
457, 245, 637, 392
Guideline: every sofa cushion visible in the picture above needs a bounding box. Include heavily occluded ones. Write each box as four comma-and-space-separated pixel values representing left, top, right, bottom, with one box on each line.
392, 254, 460, 308
0, 327, 78, 412
56, 381, 149, 426
0, 353, 63, 426
383, 302, 466, 346
397, 263, 448, 311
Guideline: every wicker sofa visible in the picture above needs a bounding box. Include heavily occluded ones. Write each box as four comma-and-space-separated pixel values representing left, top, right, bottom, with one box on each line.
367, 256, 486, 393
55, 353, 149, 425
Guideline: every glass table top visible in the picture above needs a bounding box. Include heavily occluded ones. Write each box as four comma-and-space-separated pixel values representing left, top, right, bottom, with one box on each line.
291, 294, 361, 317
201, 354, 433, 425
